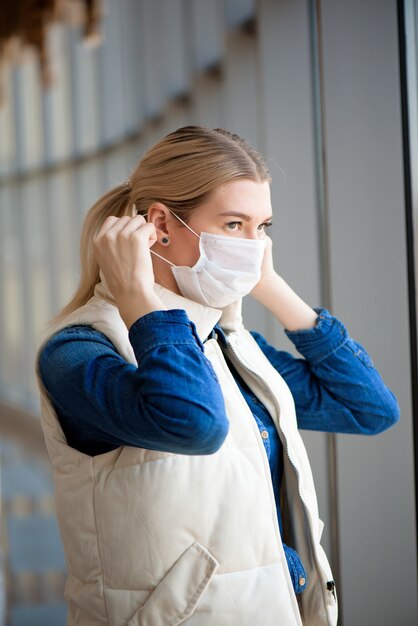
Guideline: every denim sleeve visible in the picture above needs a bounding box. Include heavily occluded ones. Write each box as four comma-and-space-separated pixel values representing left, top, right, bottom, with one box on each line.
38, 309, 229, 455
250, 307, 400, 435
283, 544, 307, 595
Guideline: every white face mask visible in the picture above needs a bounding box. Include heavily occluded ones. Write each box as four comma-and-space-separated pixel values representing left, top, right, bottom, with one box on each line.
149, 210, 266, 308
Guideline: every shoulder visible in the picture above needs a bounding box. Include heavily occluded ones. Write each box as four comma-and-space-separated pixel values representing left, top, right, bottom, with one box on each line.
41, 324, 116, 352
38, 324, 119, 377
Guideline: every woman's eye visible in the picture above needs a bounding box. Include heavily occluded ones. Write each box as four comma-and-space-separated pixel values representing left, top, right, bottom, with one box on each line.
226, 222, 240, 230
258, 221, 273, 230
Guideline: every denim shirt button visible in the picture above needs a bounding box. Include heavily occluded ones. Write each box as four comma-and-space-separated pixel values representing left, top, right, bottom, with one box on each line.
299, 576, 306, 586
261, 430, 269, 440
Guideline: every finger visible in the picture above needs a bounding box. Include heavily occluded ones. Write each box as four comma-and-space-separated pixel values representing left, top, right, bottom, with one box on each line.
124, 221, 158, 248
133, 222, 158, 247
96, 215, 120, 237
102, 215, 133, 237
118, 214, 148, 236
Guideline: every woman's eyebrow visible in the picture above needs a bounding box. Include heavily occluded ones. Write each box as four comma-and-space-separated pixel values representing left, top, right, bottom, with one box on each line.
218, 211, 273, 221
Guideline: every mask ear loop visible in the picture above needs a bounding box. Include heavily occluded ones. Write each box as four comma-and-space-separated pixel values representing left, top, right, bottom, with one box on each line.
132, 206, 174, 266
141, 206, 200, 267
149, 248, 175, 266
165, 208, 200, 239
140, 205, 200, 238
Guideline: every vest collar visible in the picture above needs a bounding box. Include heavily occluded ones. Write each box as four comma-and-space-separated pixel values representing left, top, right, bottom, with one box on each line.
95, 271, 244, 343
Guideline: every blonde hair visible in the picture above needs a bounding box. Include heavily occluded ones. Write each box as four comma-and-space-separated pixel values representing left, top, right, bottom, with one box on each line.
52, 125, 271, 323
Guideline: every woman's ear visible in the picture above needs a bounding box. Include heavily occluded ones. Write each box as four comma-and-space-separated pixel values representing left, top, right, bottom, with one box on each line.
147, 202, 171, 236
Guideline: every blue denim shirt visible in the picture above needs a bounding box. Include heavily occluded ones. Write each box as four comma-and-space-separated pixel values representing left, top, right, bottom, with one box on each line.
38, 306, 400, 596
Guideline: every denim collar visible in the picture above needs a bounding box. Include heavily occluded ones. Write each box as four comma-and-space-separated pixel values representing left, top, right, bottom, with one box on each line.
153, 283, 223, 341
207, 323, 228, 347
95, 271, 243, 344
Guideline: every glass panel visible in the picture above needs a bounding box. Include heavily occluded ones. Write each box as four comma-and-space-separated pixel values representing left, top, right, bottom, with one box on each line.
19, 178, 51, 401
118, 0, 146, 132
99, 1, 125, 144
405, 0, 418, 214
225, 0, 255, 28
43, 24, 73, 163
76, 159, 105, 223
190, 0, 224, 71
160, 0, 190, 99
19, 49, 44, 170
103, 146, 132, 190
46, 169, 79, 313
0, 186, 25, 402
140, 0, 166, 117
0, 65, 17, 176
68, 26, 100, 155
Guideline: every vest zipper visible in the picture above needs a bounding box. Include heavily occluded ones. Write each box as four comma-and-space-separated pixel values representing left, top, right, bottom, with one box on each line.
224, 336, 337, 610
224, 337, 305, 501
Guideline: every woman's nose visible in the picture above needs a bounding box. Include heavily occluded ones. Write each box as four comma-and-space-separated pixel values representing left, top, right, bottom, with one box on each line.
246, 229, 263, 240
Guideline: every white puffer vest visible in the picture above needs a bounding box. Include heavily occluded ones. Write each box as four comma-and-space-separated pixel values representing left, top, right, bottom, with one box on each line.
35, 279, 338, 626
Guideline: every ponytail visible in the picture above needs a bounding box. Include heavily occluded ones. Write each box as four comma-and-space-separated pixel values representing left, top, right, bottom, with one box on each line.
50, 182, 132, 324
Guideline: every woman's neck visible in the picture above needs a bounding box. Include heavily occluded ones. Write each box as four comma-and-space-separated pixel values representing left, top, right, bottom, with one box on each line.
152, 256, 182, 295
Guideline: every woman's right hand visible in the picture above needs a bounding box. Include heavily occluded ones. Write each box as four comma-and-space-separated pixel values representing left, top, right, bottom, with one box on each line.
93, 215, 165, 327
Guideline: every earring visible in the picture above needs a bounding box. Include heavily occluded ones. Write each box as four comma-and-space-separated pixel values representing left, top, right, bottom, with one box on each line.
161, 236, 169, 244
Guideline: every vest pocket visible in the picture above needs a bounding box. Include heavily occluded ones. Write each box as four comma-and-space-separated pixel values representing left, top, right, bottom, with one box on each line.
127, 541, 219, 626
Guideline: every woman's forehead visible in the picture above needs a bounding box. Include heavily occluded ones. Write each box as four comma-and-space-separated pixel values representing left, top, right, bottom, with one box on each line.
200, 179, 272, 219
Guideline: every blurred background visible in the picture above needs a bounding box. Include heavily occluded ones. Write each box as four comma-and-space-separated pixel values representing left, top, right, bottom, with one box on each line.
0, 0, 417, 624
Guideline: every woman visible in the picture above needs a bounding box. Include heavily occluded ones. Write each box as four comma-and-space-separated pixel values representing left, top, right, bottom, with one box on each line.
36, 126, 400, 626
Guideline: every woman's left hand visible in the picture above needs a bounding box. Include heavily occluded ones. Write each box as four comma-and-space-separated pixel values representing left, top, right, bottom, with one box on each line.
249, 235, 319, 331
250, 235, 278, 300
